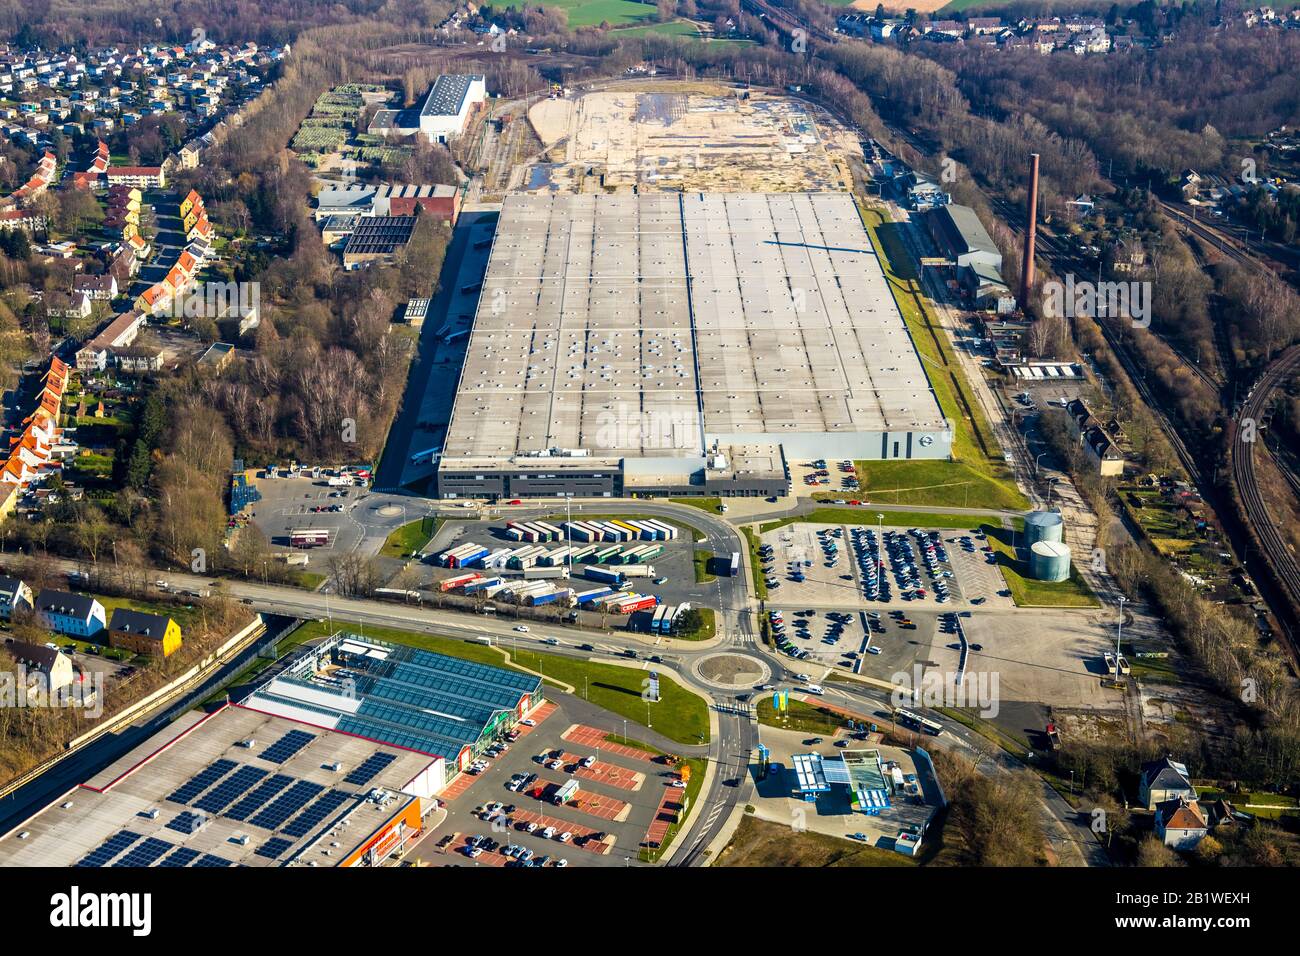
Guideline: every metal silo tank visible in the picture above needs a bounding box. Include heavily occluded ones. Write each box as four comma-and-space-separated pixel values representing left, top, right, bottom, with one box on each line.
1023, 510, 1064, 547
1029, 540, 1071, 582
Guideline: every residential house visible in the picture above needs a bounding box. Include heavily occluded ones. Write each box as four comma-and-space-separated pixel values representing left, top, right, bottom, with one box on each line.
75, 310, 147, 371
1064, 398, 1127, 477
1154, 797, 1209, 851
106, 165, 166, 188
34, 589, 107, 638
1139, 756, 1197, 810
0, 575, 34, 619
108, 607, 182, 657
45, 291, 93, 322
3, 638, 75, 694
73, 273, 118, 300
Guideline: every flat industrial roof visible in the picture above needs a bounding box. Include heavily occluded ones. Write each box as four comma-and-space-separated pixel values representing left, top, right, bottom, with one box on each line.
441, 192, 946, 468
0, 706, 429, 868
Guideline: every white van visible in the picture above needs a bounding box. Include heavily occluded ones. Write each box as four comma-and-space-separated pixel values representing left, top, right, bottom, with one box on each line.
805, 684, 825, 695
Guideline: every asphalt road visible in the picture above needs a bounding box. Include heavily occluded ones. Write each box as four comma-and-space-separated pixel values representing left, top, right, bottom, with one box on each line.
24, 493, 1109, 866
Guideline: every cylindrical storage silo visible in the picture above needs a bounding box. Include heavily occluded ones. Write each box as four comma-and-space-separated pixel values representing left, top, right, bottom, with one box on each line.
1024, 510, 1064, 547
1030, 540, 1071, 582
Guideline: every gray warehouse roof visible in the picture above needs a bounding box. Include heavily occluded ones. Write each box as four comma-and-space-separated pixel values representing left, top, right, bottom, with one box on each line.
930, 203, 1000, 260
440, 192, 947, 469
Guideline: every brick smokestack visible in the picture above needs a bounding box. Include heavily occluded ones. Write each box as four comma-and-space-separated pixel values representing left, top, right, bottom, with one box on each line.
1020, 152, 1040, 310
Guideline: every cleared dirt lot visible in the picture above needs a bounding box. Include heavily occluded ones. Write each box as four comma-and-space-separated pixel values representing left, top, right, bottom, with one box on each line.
525, 86, 861, 194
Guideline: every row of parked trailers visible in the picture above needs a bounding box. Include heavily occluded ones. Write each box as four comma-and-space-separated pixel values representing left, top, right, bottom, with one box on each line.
439, 571, 576, 606
562, 519, 678, 543
437, 542, 491, 568
504, 520, 565, 543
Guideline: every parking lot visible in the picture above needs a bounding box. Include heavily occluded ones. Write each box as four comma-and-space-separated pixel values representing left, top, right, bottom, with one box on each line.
766, 605, 964, 678
790, 457, 860, 500
248, 473, 371, 553
412, 699, 691, 868
758, 522, 1014, 613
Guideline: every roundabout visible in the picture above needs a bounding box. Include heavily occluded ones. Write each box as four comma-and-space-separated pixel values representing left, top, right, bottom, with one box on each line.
693, 652, 770, 690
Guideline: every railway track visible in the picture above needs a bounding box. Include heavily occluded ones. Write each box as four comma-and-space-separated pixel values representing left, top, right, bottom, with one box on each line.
1232, 346, 1300, 636
740, 0, 837, 45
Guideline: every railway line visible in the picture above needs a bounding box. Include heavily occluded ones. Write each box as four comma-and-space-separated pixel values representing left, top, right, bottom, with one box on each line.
740, 0, 837, 45
1231, 346, 1300, 644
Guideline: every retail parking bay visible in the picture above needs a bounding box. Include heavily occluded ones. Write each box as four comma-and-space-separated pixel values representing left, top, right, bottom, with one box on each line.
412, 700, 684, 868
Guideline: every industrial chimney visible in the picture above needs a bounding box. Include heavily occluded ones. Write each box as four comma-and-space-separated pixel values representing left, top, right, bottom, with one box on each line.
1020, 152, 1040, 310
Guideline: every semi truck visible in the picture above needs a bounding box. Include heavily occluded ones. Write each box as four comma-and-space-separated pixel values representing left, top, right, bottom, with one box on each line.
523, 565, 570, 580
440, 573, 482, 592
620, 564, 656, 578
583, 566, 625, 586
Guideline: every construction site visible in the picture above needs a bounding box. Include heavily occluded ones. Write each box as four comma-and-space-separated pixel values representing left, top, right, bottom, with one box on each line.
521, 84, 861, 195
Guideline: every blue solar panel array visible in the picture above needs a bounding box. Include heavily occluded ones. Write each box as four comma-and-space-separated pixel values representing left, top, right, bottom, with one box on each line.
76, 830, 143, 867
344, 752, 396, 786
249, 780, 324, 830
224, 773, 294, 821
194, 854, 234, 867
167, 758, 238, 805
255, 837, 295, 860
159, 847, 202, 867
114, 837, 174, 867
166, 811, 207, 835
258, 730, 316, 764
282, 790, 352, 838
193, 765, 269, 814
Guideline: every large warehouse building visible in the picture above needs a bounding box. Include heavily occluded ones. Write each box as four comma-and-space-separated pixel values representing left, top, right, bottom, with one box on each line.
0, 634, 546, 868
0, 706, 434, 868
436, 191, 950, 499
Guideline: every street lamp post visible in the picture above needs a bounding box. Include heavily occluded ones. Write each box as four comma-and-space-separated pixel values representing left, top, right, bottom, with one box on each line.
1046, 477, 1061, 509
1035, 452, 1047, 477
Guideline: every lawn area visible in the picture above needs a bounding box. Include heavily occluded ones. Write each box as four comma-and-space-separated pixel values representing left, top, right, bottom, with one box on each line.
716, 816, 917, 867
1195, 789, 1299, 820
543, 0, 658, 26
760, 507, 1019, 534
837, 459, 1029, 511
509, 645, 710, 745
692, 549, 717, 583
289, 570, 329, 591
668, 496, 723, 515
379, 517, 439, 558
756, 696, 851, 736
284, 618, 712, 746
615, 18, 700, 36
857, 204, 1027, 512
674, 606, 716, 641
984, 526, 1100, 608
